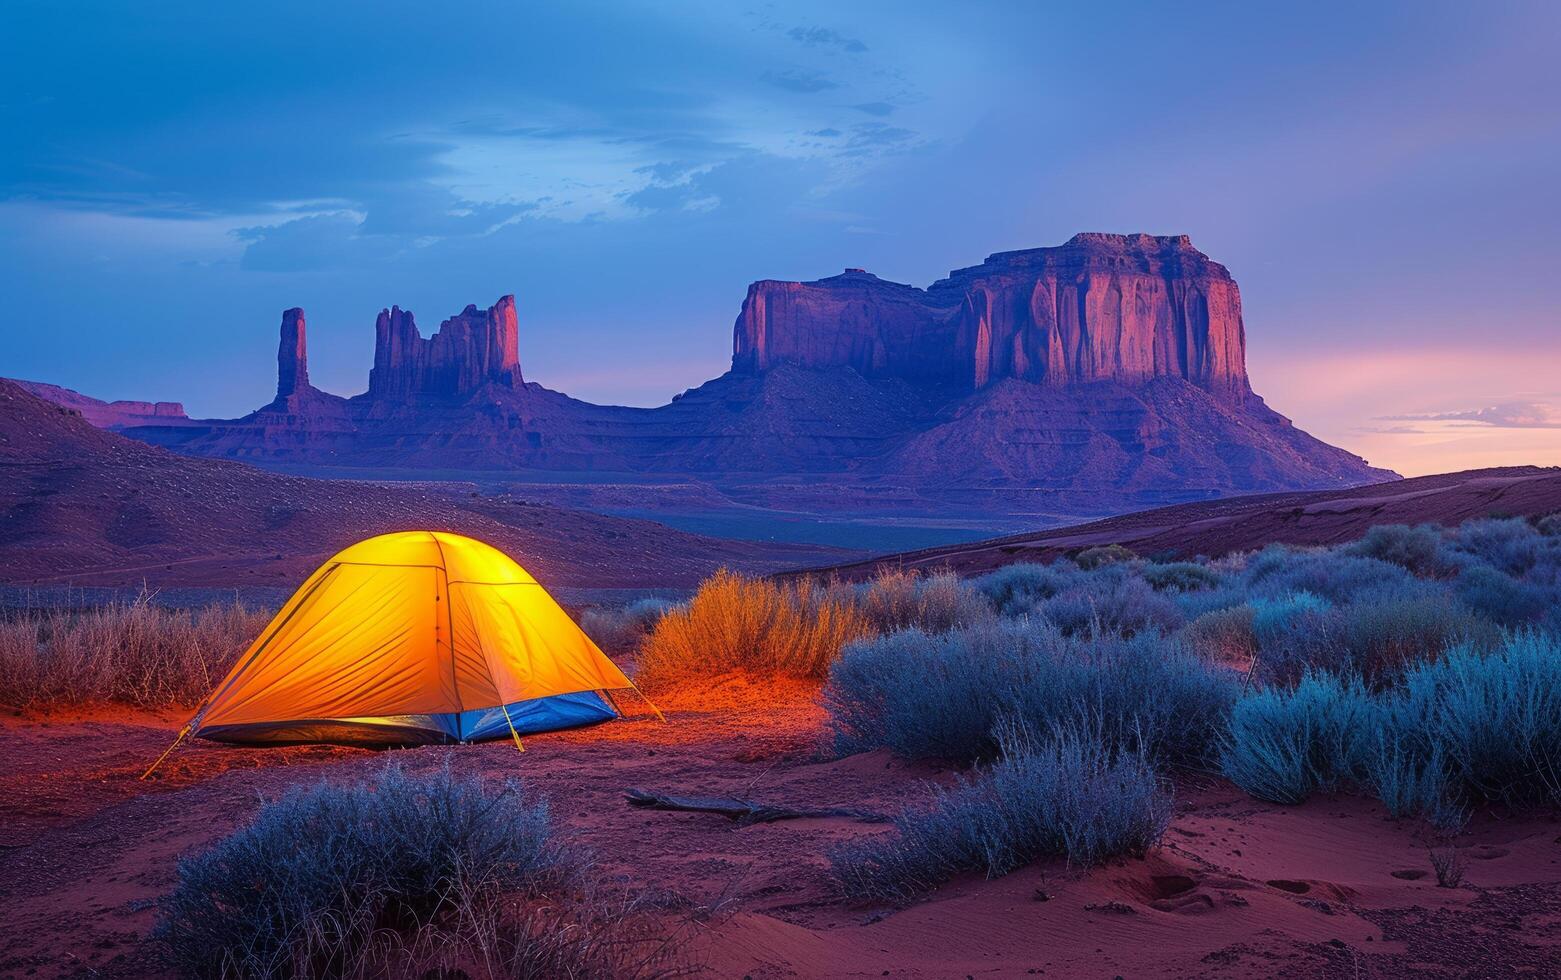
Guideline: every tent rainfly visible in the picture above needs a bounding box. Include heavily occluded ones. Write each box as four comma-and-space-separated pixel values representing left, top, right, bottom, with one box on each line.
143, 531, 657, 776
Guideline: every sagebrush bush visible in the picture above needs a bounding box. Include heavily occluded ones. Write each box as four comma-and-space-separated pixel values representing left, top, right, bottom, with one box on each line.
1244, 546, 1417, 605
1447, 517, 1542, 576
1222, 633, 1561, 824
1220, 671, 1379, 804
1142, 561, 1222, 593
831, 724, 1171, 902
824, 620, 1237, 766
971, 563, 1073, 616
156, 763, 580, 979
1073, 544, 1138, 570
580, 597, 675, 653
1033, 572, 1185, 638
636, 569, 873, 682
1454, 565, 1550, 627
1387, 631, 1561, 810
0, 597, 267, 709
1341, 597, 1499, 678
858, 569, 991, 635
1183, 604, 1256, 667
1538, 512, 1561, 537
1249, 592, 1345, 683
1345, 524, 1448, 576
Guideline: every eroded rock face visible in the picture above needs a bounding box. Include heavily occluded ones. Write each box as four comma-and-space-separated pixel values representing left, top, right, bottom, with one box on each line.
732, 233, 1250, 401
368, 296, 522, 400
7, 379, 190, 430
276, 308, 309, 399
731, 270, 961, 383
81, 232, 1395, 507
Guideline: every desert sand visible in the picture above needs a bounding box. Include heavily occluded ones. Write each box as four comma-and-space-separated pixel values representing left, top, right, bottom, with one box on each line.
3, 678, 1557, 979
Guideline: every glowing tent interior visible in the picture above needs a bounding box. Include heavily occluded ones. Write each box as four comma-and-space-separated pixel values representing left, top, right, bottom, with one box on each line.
168, 531, 653, 753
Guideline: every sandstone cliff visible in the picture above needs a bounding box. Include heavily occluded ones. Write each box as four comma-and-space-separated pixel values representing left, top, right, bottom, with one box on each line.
368, 296, 522, 399
732, 233, 1250, 401
57, 233, 1393, 513
8, 379, 189, 430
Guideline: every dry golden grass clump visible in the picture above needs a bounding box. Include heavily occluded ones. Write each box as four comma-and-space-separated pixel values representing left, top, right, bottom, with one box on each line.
637, 570, 874, 684
0, 596, 267, 710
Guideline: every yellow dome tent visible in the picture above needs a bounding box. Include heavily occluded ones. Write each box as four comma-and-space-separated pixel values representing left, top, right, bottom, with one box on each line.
142, 531, 657, 776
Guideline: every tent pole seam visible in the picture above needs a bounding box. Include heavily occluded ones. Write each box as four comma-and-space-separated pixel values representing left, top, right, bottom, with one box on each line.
429, 534, 465, 740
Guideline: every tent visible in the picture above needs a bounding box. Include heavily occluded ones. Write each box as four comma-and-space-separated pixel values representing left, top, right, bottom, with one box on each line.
159, 531, 653, 760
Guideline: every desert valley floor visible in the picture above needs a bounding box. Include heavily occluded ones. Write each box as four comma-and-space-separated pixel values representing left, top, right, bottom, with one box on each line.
4, 677, 1560, 979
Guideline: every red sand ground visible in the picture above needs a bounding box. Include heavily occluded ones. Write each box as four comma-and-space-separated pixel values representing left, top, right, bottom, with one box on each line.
2, 681, 1559, 979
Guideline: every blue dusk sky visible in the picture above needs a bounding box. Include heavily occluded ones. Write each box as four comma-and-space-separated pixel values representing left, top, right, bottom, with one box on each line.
3, 0, 1558, 475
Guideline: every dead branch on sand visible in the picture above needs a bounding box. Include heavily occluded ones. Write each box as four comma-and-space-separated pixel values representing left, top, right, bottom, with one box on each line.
625, 789, 888, 826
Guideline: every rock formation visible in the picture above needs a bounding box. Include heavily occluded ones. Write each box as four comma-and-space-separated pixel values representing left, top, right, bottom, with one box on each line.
39, 233, 1395, 515
368, 296, 522, 400
276, 307, 309, 399
733, 233, 1250, 401
6, 379, 189, 430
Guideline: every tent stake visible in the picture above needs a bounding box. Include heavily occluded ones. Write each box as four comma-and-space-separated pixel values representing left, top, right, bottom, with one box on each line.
140, 723, 192, 781
499, 702, 526, 753
627, 682, 667, 723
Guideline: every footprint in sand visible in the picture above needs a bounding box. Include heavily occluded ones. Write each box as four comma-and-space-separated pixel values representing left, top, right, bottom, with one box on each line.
1465, 845, 1509, 860
1391, 869, 1428, 880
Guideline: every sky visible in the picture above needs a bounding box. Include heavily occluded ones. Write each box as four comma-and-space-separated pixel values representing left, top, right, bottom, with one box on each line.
3, 0, 1558, 477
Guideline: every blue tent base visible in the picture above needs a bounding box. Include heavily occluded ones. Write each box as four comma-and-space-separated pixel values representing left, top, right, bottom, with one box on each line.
194, 690, 619, 747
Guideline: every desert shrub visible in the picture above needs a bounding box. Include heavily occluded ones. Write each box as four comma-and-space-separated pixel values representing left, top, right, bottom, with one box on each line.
1340, 596, 1498, 679
580, 597, 675, 653
636, 570, 873, 683
858, 569, 992, 635
1172, 584, 1248, 621
1344, 524, 1448, 576
830, 724, 1172, 902
910, 571, 995, 633
1034, 573, 1185, 638
970, 563, 1075, 616
1249, 592, 1346, 682
1446, 517, 1543, 577
1183, 604, 1256, 667
824, 621, 1237, 766
1538, 512, 1561, 537
858, 569, 920, 631
1142, 561, 1221, 593
1220, 672, 1379, 804
156, 763, 582, 979
1384, 632, 1561, 809
1363, 740, 1464, 829
1454, 565, 1549, 627
1243, 546, 1417, 605
1224, 633, 1561, 822
0, 597, 267, 709
1073, 544, 1137, 570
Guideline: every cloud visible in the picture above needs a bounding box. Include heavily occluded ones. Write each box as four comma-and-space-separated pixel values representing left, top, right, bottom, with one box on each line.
762, 68, 840, 93
838, 122, 918, 156
355, 184, 535, 237
787, 26, 868, 53
235, 213, 385, 272
851, 101, 897, 117
807, 128, 843, 137
1381, 401, 1561, 429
